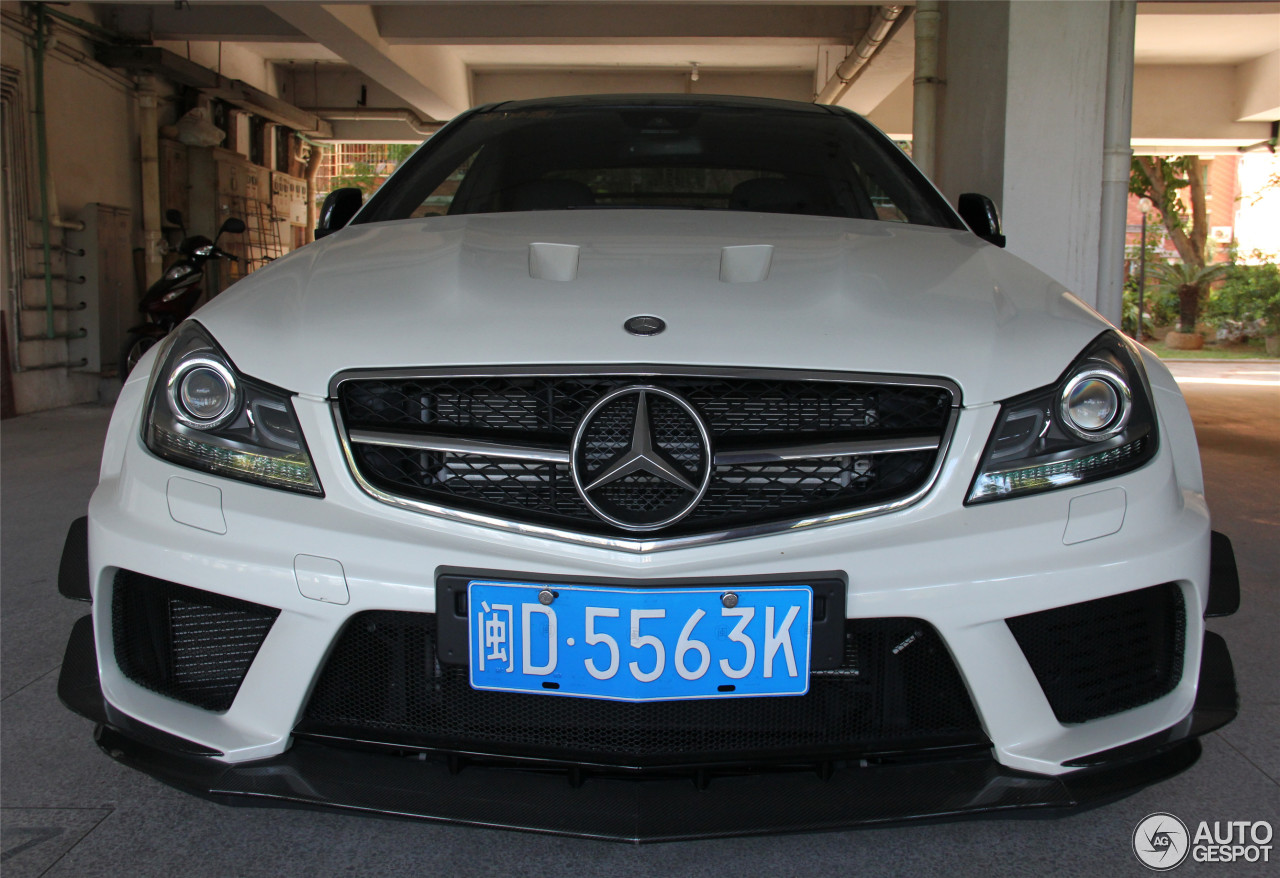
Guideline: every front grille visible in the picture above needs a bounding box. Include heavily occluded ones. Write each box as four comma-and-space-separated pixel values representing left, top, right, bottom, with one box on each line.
111, 570, 279, 711
298, 611, 986, 766
336, 372, 954, 538
1007, 583, 1186, 724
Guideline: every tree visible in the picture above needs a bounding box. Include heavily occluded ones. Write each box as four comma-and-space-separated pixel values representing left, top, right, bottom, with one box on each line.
1130, 156, 1217, 332
1148, 260, 1230, 333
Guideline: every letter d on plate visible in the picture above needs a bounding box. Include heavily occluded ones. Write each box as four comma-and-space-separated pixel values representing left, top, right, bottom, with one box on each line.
522, 603, 557, 675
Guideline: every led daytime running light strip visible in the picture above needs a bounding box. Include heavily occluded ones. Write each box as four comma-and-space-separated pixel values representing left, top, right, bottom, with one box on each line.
969, 437, 1146, 500
154, 426, 319, 492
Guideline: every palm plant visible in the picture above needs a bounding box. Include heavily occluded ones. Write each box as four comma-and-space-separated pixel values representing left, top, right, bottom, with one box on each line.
1148, 260, 1231, 333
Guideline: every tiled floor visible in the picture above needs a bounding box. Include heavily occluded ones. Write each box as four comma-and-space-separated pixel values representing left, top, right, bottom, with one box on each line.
2, 365, 1276, 877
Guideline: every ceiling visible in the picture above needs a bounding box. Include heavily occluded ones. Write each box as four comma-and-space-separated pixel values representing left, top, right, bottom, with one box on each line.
88, 1, 1280, 143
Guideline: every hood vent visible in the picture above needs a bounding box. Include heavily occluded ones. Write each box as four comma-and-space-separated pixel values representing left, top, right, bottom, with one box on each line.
528, 242, 775, 284
720, 244, 774, 283
528, 242, 580, 282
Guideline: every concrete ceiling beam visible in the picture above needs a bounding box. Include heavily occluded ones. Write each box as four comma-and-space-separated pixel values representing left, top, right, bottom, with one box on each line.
1236, 50, 1280, 122
99, 3, 305, 42
375, 3, 868, 45
472, 68, 814, 105
1133, 63, 1276, 144
268, 3, 467, 121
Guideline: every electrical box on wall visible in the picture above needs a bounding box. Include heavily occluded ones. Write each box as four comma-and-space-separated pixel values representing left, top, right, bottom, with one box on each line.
272, 172, 308, 250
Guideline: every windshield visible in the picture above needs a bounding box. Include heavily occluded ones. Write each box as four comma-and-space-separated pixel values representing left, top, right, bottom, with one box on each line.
356, 102, 965, 229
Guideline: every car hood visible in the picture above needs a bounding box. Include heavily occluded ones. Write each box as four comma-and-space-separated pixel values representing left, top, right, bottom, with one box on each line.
196, 211, 1110, 405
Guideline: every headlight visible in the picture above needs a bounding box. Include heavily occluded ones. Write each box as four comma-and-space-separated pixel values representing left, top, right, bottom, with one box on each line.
163, 263, 196, 282
143, 322, 323, 495
169, 358, 238, 428
967, 331, 1157, 503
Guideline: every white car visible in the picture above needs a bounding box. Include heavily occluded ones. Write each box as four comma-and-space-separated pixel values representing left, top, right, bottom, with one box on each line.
58, 94, 1239, 841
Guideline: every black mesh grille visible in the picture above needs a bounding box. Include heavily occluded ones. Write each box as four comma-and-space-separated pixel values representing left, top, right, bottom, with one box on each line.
1007, 583, 1186, 724
338, 374, 952, 536
299, 612, 986, 766
111, 570, 279, 712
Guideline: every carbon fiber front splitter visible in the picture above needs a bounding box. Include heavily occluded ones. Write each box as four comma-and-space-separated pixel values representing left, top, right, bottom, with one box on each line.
59, 611, 1234, 842
95, 724, 1205, 842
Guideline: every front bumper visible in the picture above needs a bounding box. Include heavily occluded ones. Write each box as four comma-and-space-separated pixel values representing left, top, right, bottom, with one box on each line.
58, 602, 1235, 842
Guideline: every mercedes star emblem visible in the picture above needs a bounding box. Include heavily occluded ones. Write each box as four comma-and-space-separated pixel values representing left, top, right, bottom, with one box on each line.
571, 385, 711, 531
624, 315, 666, 336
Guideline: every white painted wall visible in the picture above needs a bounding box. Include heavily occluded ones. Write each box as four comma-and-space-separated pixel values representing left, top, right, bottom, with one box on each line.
1, 16, 144, 412
864, 76, 913, 140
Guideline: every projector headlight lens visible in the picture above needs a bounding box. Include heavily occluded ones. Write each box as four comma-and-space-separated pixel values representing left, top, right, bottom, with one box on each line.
1060, 369, 1130, 439
170, 359, 238, 429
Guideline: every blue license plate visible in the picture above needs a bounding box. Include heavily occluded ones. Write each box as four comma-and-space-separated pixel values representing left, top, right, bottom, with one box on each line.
467, 581, 812, 702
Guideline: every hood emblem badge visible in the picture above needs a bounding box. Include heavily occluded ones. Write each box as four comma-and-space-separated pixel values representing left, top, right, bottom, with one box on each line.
571, 386, 711, 531
624, 315, 665, 336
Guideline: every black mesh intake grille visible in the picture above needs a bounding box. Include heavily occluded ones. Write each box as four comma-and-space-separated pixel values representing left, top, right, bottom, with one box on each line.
354, 448, 936, 534
337, 373, 953, 538
111, 570, 279, 712
340, 375, 951, 439
1007, 583, 1186, 724
299, 612, 986, 766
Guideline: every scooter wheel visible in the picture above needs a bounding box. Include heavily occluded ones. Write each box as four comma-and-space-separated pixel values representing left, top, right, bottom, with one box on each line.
119, 333, 159, 382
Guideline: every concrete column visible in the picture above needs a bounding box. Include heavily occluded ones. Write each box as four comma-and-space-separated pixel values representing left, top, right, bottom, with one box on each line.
934, 1, 1111, 311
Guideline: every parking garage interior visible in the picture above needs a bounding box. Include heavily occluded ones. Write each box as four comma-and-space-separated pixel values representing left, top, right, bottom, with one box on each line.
1, 1, 1277, 874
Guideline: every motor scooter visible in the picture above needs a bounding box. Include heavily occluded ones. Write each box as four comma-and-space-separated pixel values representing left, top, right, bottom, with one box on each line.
119, 210, 245, 379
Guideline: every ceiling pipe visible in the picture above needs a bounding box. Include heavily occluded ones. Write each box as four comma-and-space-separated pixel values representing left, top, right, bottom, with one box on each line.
137, 75, 163, 289
911, 0, 941, 180
96, 46, 334, 137
1096, 0, 1138, 328
814, 5, 906, 105
32, 4, 57, 339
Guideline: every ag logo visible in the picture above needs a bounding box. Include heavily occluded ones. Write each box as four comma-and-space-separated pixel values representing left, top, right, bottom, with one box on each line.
1133, 812, 1190, 871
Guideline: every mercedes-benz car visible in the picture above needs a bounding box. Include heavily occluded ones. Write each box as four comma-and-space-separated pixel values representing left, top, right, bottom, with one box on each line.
57, 94, 1239, 841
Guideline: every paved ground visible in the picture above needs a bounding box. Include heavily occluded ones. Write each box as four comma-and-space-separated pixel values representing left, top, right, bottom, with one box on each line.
2, 363, 1276, 877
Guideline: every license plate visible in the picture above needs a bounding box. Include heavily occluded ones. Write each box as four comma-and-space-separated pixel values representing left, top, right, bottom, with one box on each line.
467, 581, 812, 702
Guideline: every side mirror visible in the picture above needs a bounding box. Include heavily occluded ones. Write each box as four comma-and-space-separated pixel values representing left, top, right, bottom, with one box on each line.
958, 193, 1006, 248
219, 217, 246, 235
316, 187, 363, 240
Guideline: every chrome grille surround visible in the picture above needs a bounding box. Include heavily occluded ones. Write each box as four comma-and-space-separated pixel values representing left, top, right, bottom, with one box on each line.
330, 366, 961, 553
